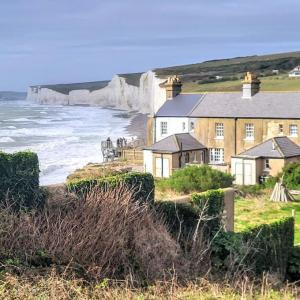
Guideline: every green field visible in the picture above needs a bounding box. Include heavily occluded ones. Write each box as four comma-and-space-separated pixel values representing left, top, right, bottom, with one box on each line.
235, 194, 300, 245
183, 75, 300, 93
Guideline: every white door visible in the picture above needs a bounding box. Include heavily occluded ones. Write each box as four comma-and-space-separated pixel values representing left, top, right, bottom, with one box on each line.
244, 163, 252, 185
163, 158, 170, 178
155, 157, 170, 178
234, 162, 253, 185
155, 158, 162, 177
235, 162, 243, 185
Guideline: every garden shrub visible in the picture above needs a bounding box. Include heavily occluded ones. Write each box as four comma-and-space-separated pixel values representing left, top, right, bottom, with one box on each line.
0, 151, 41, 210
282, 163, 300, 190
67, 172, 155, 204
160, 165, 234, 194
287, 246, 300, 280
263, 176, 278, 189
191, 189, 225, 234
265, 163, 300, 190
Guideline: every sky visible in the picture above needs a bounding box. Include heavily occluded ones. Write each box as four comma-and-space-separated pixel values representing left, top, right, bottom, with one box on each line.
1, 0, 300, 91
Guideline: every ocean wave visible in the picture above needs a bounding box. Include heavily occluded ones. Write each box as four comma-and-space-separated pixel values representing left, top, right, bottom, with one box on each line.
9, 117, 31, 122
0, 137, 15, 143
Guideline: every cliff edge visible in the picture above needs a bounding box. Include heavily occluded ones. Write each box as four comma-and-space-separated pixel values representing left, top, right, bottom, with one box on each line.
27, 71, 166, 114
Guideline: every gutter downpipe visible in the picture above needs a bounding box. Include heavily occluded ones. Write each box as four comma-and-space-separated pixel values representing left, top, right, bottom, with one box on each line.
234, 118, 237, 156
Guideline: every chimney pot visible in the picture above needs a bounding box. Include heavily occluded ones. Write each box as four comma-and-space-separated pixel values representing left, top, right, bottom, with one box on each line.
160, 75, 182, 100
242, 72, 261, 99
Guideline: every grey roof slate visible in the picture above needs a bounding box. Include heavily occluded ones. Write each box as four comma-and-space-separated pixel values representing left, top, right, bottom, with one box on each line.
146, 133, 206, 153
155, 94, 204, 117
237, 136, 300, 158
155, 92, 300, 119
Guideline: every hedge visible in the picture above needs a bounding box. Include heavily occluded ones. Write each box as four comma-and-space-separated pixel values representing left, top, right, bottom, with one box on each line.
287, 246, 300, 280
191, 189, 225, 234
212, 217, 295, 277
66, 172, 155, 204
154, 201, 199, 243
0, 151, 41, 210
241, 217, 294, 275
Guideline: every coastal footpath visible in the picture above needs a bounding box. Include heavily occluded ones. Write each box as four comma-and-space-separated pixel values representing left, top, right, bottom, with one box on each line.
27, 71, 166, 114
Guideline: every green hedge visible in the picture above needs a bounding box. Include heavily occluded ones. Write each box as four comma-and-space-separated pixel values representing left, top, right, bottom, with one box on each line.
0, 151, 40, 210
154, 201, 199, 242
212, 217, 295, 276
287, 246, 300, 281
242, 217, 294, 275
191, 189, 225, 234
67, 172, 155, 204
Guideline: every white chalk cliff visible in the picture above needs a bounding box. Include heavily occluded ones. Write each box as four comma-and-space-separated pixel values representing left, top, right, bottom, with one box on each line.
27, 71, 166, 114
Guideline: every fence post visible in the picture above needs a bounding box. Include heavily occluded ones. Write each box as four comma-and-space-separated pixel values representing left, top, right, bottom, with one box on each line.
223, 188, 235, 232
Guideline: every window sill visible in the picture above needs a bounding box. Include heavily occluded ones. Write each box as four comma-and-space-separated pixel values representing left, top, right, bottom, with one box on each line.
214, 137, 224, 140
289, 135, 298, 138
244, 138, 254, 141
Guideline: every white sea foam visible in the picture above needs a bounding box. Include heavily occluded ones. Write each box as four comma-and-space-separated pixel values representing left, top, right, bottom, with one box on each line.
0, 100, 133, 185
0, 137, 15, 143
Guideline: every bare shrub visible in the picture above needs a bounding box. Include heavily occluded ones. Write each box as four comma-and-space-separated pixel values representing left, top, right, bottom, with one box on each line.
0, 185, 189, 283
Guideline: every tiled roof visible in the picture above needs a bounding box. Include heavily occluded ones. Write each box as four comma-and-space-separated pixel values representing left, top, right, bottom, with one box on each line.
145, 133, 206, 153
236, 136, 300, 158
155, 92, 300, 119
155, 94, 204, 117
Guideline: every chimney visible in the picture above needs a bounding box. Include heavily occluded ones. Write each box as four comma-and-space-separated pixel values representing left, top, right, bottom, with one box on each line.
242, 72, 261, 99
160, 75, 182, 100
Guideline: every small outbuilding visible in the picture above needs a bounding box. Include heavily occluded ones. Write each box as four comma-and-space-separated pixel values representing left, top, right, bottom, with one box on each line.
143, 133, 207, 178
289, 66, 300, 77
231, 136, 300, 185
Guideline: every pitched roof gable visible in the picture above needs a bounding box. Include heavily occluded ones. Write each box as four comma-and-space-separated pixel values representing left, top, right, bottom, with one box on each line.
237, 136, 300, 158
146, 133, 206, 153
155, 94, 204, 117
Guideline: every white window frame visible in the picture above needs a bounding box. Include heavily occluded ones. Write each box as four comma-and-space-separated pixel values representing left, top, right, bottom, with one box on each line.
289, 124, 298, 137
209, 148, 224, 164
215, 123, 224, 139
245, 123, 254, 140
278, 124, 283, 134
160, 121, 168, 135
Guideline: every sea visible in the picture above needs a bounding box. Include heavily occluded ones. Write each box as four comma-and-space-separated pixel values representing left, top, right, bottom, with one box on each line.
0, 99, 133, 185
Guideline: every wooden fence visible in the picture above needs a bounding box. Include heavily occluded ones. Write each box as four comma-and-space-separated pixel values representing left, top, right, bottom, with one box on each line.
121, 149, 144, 163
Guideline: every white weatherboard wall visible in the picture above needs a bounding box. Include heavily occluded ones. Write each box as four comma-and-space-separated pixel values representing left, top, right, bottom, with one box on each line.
155, 117, 189, 142
143, 150, 153, 174
27, 71, 167, 115
231, 157, 257, 185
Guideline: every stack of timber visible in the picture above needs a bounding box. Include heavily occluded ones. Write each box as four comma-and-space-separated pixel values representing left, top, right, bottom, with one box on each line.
270, 181, 294, 202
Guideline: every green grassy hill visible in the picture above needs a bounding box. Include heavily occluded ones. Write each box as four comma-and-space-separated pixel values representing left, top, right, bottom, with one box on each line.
155, 51, 300, 92
182, 74, 300, 93
31, 51, 300, 93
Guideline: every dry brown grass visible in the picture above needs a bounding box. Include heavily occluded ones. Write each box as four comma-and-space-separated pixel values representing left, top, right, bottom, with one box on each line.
0, 271, 298, 300
0, 185, 210, 284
